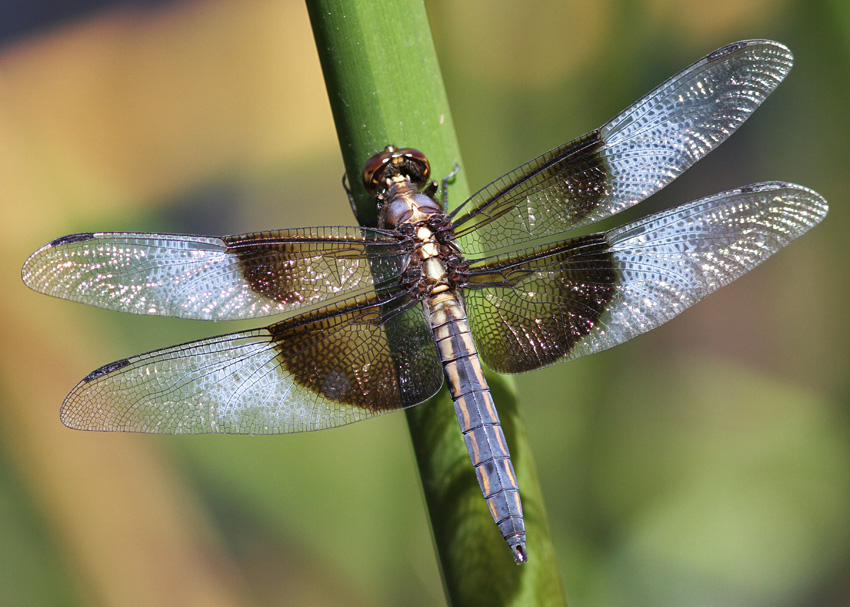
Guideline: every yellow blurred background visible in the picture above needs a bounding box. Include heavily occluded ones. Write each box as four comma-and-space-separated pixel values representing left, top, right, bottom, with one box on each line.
1, 0, 848, 605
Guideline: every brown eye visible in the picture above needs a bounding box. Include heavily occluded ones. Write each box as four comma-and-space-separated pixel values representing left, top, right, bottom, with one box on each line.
361, 145, 397, 196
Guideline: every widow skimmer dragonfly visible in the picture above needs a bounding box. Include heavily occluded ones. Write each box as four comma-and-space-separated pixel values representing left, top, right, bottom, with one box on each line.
22, 40, 827, 564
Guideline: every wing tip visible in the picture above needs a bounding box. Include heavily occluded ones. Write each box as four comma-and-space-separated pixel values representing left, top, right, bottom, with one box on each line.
22, 233, 97, 289
740, 181, 829, 225
62, 357, 139, 430
59, 397, 92, 431
697, 40, 793, 92
708, 39, 791, 61
59, 359, 134, 431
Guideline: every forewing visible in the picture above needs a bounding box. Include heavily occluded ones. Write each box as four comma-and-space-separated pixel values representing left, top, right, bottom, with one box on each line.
60, 295, 444, 433
450, 40, 794, 256
463, 183, 827, 373
22, 227, 407, 320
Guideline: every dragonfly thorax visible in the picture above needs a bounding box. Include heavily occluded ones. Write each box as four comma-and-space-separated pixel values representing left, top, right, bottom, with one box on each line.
379, 191, 442, 230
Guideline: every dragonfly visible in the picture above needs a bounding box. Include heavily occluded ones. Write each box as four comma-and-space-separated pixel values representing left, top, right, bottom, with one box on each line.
22, 40, 827, 564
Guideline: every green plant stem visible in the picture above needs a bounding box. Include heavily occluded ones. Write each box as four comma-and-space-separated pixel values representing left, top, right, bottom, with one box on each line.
306, 2, 565, 604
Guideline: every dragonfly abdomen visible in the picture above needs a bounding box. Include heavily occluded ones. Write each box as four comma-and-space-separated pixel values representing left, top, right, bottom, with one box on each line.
427, 292, 527, 563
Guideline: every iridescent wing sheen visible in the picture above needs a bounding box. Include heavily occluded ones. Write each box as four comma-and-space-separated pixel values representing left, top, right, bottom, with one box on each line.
461, 183, 827, 374
450, 40, 794, 257
22, 227, 407, 320
60, 293, 444, 433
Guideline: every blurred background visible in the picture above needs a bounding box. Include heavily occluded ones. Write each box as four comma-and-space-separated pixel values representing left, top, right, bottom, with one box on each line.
2, 0, 848, 605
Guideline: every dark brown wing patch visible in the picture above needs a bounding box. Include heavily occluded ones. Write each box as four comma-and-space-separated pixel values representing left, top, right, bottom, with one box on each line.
463, 234, 617, 373
269, 296, 442, 412
450, 133, 607, 254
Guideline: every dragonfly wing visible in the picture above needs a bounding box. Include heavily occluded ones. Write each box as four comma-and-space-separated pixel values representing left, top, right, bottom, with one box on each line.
23, 227, 407, 320
462, 183, 827, 373
61, 294, 444, 433
451, 40, 794, 256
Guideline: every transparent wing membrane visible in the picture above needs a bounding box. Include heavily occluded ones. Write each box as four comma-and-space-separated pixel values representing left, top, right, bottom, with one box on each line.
451, 40, 794, 256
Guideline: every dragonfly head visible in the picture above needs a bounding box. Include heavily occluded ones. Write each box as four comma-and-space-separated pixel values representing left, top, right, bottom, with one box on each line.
362, 145, 431, 204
